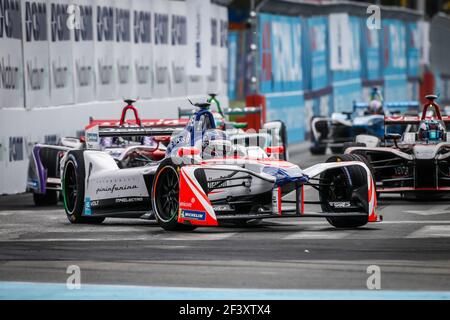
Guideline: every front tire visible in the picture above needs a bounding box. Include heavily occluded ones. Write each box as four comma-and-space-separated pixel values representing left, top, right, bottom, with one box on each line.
319, 154, 369, 228
152, 159, 196, 231
62, 151, 105, 224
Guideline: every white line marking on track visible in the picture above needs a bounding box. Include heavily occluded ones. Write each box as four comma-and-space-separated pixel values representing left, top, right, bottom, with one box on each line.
283, 231, 348, 240
404, 210, 450, 216
407, 226, 450, 238
154, 232, 237, 241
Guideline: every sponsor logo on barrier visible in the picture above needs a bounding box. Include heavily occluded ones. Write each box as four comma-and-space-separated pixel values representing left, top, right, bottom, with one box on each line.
115, 8, 130, 43
211, 18, 217, 46
52, 60, 68, 89
26, 59, 45, 91
25, 1, 48, 42
98, 58, 113, 85
51, 3, 70, 42
172, 62, 185, 84
0, 55, 19, 90
155, 61, 168, 84
72, 5, 93, 41
76, 60, 92, 87
44, 134, 58, 145
181, 210, 206, 221
172, 14, 186, 46
194, 12, 201, 68
220, 19, 227, 48
135, 61, 150, 85
134, 10, 151, 44
154, 13, 168, 45
96, 5, 113, 42
0, 0, 21, 40
9, 136, 23, 162
96, 184, 138, 195
117, 61, 130, 85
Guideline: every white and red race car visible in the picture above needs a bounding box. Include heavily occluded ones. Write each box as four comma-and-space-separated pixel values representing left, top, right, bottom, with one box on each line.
346, 95, 450, 198
60, 100, 379, 230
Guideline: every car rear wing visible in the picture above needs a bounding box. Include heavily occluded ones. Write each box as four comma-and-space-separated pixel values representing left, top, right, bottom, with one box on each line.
83, 101, 190, 149
353, 101, 419, 114
384, 115, 450, 125
84, 118, 189, 150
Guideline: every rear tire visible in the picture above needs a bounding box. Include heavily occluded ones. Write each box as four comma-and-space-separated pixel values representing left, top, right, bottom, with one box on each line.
319, 155, 369, 228
33, 190, 58, 206
62, 151, 105, 224
152, 158, 196, 231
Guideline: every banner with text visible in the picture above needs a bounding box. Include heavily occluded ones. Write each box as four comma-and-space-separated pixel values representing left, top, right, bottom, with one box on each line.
22, 0, 50, 108
0, 0, 23, 109
186, 0, 211, 76
48, 0, 74, 106
72, 0, 96, 103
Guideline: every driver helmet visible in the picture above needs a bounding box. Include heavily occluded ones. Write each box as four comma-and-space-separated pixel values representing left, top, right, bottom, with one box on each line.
418, 120, 446, 142
201, 129, 232, 159
368, 100, 383, 115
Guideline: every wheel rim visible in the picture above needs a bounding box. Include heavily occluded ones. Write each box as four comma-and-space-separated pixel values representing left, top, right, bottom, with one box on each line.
154, 166, 179, 222
64, 162, 78, 214
325, 168, 351, 202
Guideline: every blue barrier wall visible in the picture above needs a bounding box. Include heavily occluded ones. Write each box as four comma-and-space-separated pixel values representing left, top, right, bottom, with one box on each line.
258, 13, 305, 143
226, 10, 424, 143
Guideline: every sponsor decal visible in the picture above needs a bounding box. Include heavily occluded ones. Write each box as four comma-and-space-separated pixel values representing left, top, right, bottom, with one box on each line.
329, 201, 351, 208
27, 180, 38, 188
180, 197, 195, 208
86, 132, 98, 142
84, 197, 92, 215
96, 184, 138, 195
115, 197, 144, 204
207, 178, 228, 190
90, 200, 99, 207
181, 210, 206, 221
